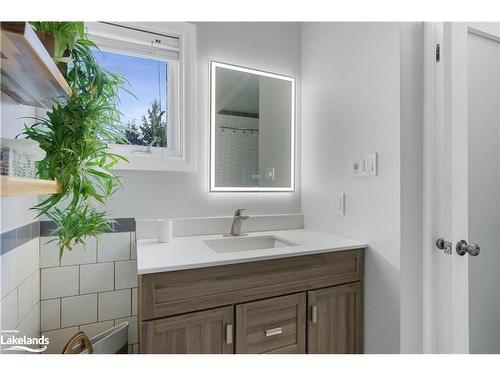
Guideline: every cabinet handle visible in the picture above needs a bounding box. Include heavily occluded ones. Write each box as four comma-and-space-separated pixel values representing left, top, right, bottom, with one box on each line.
226, 324, 233, 345
311, 305, 317, 323
265, 327, 283, 337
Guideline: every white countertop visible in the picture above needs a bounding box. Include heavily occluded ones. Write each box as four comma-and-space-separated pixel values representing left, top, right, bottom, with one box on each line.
137, 229, 366, 275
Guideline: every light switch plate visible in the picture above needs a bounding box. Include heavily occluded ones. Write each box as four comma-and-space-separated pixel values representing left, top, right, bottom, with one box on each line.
334, 193, 345, 215
352, 153, 378, 177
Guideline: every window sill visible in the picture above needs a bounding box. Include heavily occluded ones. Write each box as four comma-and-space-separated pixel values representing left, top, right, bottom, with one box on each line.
112, 152, 195, 172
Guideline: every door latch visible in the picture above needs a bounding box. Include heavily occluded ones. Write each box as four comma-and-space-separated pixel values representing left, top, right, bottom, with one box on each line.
435, 238, 452, 254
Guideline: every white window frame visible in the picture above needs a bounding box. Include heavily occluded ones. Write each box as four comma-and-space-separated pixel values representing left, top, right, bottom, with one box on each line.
85, 22, 196, 172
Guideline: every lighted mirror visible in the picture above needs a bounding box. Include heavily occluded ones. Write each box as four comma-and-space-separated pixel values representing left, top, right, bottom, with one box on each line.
210, 61, 295, 192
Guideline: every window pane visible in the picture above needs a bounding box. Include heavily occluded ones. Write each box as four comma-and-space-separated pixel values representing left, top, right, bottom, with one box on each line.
92, 48, 168, 147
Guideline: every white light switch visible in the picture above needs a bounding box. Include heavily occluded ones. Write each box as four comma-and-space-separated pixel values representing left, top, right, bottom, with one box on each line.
335, 193, 345, 215
365, 158, 374, 172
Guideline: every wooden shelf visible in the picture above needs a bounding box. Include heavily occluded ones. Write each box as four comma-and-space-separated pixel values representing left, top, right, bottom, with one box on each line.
0, 22, 71, 107
0, 176, 61, 197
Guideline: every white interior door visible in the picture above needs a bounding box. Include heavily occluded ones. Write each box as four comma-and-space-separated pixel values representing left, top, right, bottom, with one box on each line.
424, 22, 500, 354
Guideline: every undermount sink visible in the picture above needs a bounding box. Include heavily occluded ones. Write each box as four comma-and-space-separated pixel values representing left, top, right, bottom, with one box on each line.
204, 235, 298, 253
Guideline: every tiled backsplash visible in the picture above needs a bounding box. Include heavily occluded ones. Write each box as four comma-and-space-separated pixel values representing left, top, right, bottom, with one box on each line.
39, 232, 138, 354
0, 221, 40, 255
0, 236, 40, 354
39, 217, 135, 237
1, 218, 137, 354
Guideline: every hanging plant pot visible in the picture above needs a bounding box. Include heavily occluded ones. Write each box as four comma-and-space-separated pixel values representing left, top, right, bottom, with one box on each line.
35, 31, 68, 76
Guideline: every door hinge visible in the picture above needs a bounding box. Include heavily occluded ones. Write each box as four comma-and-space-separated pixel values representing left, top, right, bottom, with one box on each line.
436, 43, 440, 62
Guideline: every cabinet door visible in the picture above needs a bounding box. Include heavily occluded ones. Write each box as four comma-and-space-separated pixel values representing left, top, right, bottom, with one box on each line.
235, 293, 306, 353
307, 282, 363, 354
140, 306, 233, 354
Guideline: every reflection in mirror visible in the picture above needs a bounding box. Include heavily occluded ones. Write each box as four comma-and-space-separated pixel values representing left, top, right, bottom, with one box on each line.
210, 62, 295, 192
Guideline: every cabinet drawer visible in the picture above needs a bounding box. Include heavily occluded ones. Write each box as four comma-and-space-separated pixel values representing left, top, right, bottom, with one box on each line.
235, 293, 306, 353
140, 249, 363, 320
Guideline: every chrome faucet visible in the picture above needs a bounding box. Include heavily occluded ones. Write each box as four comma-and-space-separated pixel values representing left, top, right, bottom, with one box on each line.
226, 208, 249, 236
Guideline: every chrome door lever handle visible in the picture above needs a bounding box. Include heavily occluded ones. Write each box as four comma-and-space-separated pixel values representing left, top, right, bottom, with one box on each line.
436, 238, 452, 254
456, 240, 480, 256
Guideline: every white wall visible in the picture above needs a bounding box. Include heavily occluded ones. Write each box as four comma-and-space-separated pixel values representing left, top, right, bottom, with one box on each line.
106, 22, 302, 219
467, 30, 500, 353
400, 22, 424, 354
0, 93, 38, 232
301, 22, 402, 353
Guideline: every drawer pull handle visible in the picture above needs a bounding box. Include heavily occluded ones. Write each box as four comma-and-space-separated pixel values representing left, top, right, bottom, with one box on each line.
311, 305, 317, 323
265, 327, 283, 337
226, 324, 233, 345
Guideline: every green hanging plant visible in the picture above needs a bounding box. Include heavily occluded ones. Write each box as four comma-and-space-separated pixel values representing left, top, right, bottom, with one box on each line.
30, 22, 85, 65
22, 22, 130, 258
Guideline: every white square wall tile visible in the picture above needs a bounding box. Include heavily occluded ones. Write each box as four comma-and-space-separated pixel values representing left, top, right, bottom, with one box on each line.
7, 241, 37, 292
41, 327, 79, 354
2, 245, 22, 298
98, 232, 131, 262
0, 290, 18, 330
14, 315, 26, 340
10, 244, 26, 292
60, 237, 97, 266
115, 316, 138, 345
79, 320, 114, 338
1, 250, 14, 298
80, 262, 114, 294
61, 294, 97, 327
41, 299, 60, 332
41, 266, 79, 300
115, 260, 137, 289
40, 237, 60, 268
131, 288, 138, 316
21, 238, 39, 280
98, 289, 131, 321
24, 303, 40, 339
18, 270, 39, 322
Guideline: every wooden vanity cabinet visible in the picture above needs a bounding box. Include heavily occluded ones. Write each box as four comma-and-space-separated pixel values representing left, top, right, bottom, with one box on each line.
139, 249, 364, 354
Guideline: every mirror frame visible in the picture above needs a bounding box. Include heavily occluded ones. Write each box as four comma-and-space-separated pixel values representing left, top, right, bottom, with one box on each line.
209, 61, 296, 192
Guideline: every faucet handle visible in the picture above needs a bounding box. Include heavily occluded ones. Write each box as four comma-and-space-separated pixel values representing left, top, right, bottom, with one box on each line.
234, 208, 247, 216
